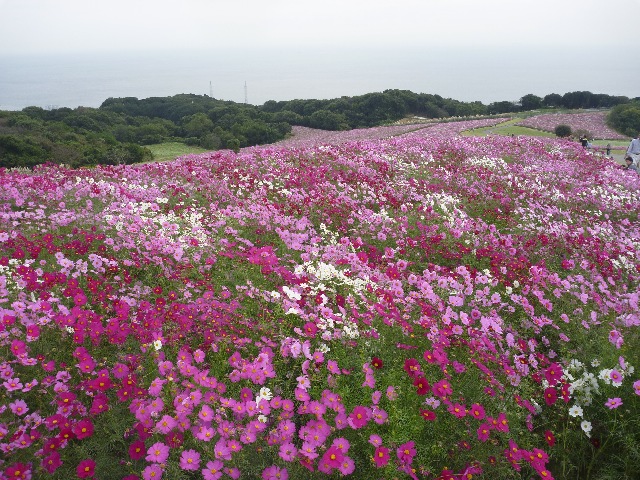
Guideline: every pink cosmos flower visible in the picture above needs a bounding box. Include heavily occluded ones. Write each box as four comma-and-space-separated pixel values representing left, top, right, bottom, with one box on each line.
338, 456, 355, 475
545, 430, 556, 447
225, 467, 241, 479
605, 397, 622, 409
332, 437, 350, 453
403, 358, 422, 378
327, 360, 340, 374
10, 339, 27, 357
9, 400, 28, 416
214, 439, 232, 461
129, 439, 146, 460
477, 423, 492, 442
299, 441, 319, 460
386, 386, 398, 400
413, 376, 430, 395
544, 387, 558, 406
199, 405, 214, 422
77, 357, 96, 374
202, 460, 224, 480
634, 380, 640, 396
322, 446, 344, 469
495, 412, 510, 432
4, 377, 23, 392
421, 409, 437, 421
179, 449, 200, 471
42, 452, 62, 474
610, 370, 623, 384
432, 379, 453, 397
228, 439, 243, 455
146, 442, 170, 463
193, 349, 206, 363
90, 393, 109, 415
448, 403, 466, 418
262, 465, 288, 480
142, 464, 163, 480
279, 442, 297, 461
5, 462, 31, 479
544, 363, 563, 385
156, 415, 177, 434
195, 425, 216, 442
469, 403, 486, 420
72, 419, 94, 440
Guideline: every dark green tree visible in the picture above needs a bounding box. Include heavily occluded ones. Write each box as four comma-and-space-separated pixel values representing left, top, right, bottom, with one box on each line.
543, 93, 563, 108
520, 94, 543, 111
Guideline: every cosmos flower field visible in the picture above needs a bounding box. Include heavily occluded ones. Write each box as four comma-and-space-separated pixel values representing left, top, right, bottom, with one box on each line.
515, 112, 627, 140
1, 119, 639, 480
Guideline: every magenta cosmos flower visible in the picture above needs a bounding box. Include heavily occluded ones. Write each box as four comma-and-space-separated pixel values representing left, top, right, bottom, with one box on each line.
76, 459, 96, 478
373, 446, 390, 467
348, 405, 369, 429
397, 441, 417, 464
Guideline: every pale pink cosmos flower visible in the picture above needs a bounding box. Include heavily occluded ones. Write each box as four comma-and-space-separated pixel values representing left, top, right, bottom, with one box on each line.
605, 397, 622, 409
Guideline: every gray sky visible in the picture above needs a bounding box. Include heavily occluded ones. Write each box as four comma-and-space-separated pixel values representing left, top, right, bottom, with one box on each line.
1, 0, 638, 55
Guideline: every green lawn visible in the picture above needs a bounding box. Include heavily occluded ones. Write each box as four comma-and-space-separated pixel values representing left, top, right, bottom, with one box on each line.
461, 119, 556, 138
146, 142, 209, 162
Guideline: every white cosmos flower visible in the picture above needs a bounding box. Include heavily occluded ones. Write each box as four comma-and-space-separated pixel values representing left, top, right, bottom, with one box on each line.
258, 387, 273, 401
568, 405, 583, 417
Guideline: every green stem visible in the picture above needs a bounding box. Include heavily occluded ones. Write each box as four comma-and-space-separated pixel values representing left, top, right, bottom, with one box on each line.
585, 413, 617, 480
562, 416, 569, 480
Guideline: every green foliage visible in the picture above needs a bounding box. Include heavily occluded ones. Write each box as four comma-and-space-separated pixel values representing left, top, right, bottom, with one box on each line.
520, 94, 543, 111
554, 124, 573, 138
607, 101, 640, 137
261, 89, 490, 129
0, 134, 49, 168
543, 93, 564, 108
308, 110, 349, 130
488, 101, 519, 114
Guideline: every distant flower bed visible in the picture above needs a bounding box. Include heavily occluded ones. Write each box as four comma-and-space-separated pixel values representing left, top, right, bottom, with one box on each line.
516, 112, 627, 140
277, 118, 511, 148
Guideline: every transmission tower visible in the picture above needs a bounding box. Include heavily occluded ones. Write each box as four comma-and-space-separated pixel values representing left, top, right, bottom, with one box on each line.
244, 81, 248, 104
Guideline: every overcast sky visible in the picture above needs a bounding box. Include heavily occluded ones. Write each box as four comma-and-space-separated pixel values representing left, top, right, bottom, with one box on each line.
1, 0, 639, 55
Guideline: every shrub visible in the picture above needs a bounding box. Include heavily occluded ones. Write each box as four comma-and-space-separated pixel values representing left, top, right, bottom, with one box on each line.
554, 124, 572, 138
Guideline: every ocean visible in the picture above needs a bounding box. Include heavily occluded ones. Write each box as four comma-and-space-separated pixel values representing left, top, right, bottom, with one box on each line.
1, 46, 638, 110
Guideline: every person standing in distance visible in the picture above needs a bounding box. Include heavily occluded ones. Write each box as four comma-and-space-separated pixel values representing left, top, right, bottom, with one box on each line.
627, 132, 640, 166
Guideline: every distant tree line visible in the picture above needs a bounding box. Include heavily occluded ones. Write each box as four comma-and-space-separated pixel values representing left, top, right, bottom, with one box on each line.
1, 90, 638, 169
